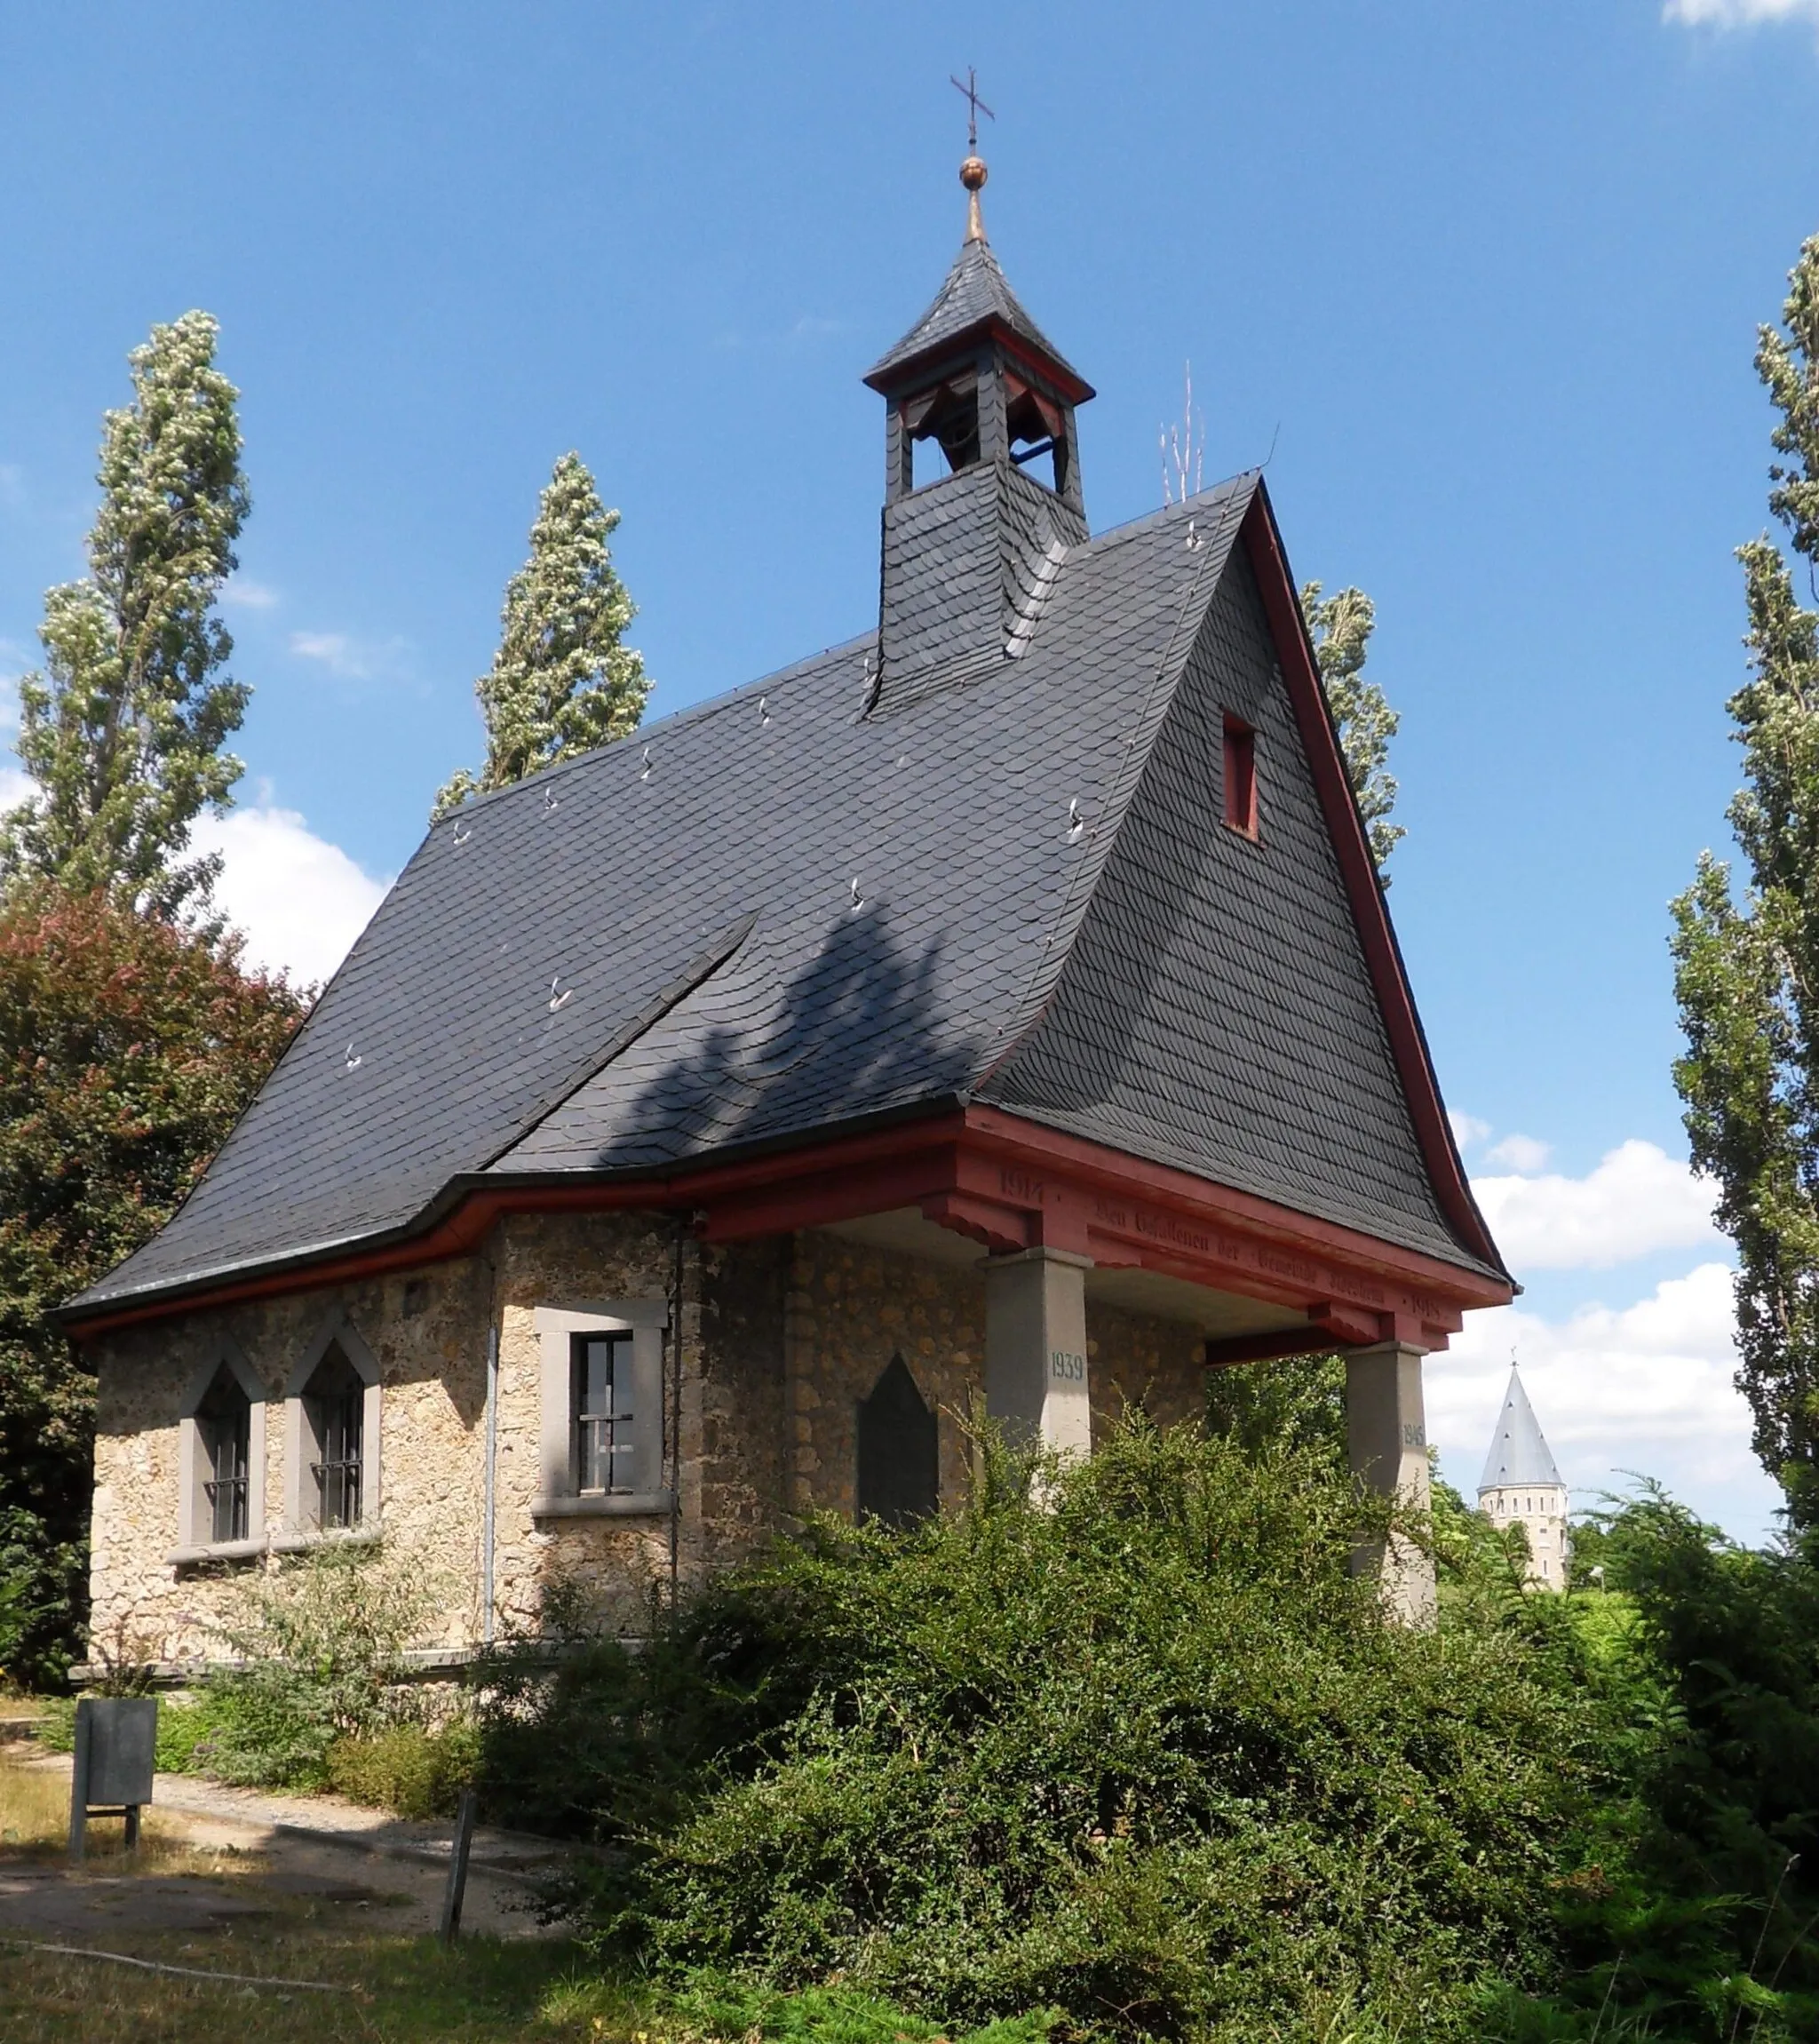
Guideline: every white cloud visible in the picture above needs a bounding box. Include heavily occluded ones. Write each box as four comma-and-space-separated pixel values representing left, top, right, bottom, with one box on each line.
1666, 0, 1819, 25
289, 630, 366, 676
1448, 1109, 1491, 1151
1485, 1132, 1552, 1173
221, 577, 280, 612
0, 764, 387, 986
1471, 1139, 1720, 1270
189, 801, 389, 986
1430, 1262, 1781, 1535
288, 629, 412, 683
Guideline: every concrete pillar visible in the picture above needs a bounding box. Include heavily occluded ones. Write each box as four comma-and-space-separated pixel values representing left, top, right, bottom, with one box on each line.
983, 1248, 1092, 1459
1345, 1341, 1436, 1626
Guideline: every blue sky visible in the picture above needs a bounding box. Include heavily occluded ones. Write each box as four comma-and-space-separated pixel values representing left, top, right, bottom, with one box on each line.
2, 0, 1813, 1537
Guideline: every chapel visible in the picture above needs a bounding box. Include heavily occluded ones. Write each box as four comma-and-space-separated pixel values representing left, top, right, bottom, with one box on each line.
63, 147, 1514, 1671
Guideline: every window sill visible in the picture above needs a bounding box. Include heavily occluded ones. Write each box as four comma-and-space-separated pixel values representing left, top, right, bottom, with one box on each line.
530, 1491, 674, 1520
166, 1536, 267, 1568
267, 1524, 384, 1555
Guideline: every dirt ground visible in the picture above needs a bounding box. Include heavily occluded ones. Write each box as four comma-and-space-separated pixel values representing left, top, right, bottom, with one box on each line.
0, 1750, 562, 1943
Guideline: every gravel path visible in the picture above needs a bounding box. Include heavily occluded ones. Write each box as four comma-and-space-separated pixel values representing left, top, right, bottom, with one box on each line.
4, 1752, 572, 1940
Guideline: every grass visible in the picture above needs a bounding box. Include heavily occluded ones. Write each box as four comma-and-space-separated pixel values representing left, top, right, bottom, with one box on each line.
0, 1754, 242, 1877
0, 1931, 641, 2042
0, 1748, 654, 2040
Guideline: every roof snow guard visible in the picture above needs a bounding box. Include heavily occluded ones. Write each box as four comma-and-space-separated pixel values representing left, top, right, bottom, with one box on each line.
65, 476, 1507, 1327
1478, 1368, 1564, 1492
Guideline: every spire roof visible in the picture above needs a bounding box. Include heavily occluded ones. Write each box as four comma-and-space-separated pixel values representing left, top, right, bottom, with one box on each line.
1478, 1367, 1564, 1492
863, 232, 1092, 401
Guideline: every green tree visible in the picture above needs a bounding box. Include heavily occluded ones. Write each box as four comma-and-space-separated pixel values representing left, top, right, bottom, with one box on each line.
1672, 233, 1819, 1523
0, 883, 303, 1682
1302, 581, 1404, 874
434, 451, 650, 820
1, 312, 250, 919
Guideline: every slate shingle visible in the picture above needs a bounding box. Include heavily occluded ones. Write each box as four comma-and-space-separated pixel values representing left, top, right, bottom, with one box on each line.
865, 237, 1092, 394
74, 470, 1499, 1315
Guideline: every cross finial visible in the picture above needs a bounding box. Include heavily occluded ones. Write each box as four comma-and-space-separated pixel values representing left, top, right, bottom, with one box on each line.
950, 67, 994, 150
949, 68, 995, 243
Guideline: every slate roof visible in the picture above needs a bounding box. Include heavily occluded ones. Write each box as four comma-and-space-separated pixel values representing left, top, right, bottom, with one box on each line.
73, 468, 1504, 1318
865, 235, 1091, 396
1479, 1369, 1564, 1491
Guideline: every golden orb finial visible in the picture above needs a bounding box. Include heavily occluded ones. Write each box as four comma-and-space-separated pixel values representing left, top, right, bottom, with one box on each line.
961, 153, 988, 242
950, 68, 994, 243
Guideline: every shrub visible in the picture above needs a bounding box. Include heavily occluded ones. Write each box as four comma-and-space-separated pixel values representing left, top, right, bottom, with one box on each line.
198, 1538, 439, 1789
487, 1419, 1613, 2041
327, 1720, 480, 1818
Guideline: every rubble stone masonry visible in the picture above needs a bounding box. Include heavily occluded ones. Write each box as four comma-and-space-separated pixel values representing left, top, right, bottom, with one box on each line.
86, 1216, 1209, 1672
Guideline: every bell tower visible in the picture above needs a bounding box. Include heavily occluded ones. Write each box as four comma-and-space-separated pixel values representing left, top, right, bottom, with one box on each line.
863, 140, 1094, 713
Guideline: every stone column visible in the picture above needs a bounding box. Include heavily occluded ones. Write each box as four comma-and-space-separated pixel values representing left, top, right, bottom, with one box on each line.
1345, 1340, 1436, 1626
983, 1248, 1092, 1459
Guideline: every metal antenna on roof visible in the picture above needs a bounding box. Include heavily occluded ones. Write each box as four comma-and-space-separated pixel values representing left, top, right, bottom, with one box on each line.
1162, 362, 1206, 509
344, 1044, 362, 1071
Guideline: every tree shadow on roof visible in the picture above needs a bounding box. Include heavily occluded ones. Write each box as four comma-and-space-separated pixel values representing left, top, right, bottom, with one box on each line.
592, 903, 981, 1168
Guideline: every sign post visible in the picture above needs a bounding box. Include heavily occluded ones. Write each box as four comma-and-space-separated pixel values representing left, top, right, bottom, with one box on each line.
68, 1696, 158, 1859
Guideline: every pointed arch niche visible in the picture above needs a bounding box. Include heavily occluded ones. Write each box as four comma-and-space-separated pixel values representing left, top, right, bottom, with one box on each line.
855, 1355, 939, 1527
280, 1311, 381, 1542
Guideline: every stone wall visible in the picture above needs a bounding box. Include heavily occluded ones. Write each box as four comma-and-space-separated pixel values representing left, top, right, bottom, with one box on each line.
781, 1230, 1211, 1518
86, 1213, 1213, 1669
1088, 1299, 1211, 1434
88, 1251, 488, 1666
784, 1231, 987, 1518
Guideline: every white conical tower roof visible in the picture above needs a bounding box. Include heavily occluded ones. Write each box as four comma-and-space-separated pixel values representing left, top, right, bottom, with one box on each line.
1478, 1366, 1563, 1492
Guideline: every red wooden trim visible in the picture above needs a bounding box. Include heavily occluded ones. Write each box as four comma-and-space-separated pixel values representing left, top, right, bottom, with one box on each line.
1239, 489, 1505, 1277
68, 1091, 1507, 1341
1204, 1326, 1352, 1370
958, 1106, 1499, 1310
863, 318, 1095, 407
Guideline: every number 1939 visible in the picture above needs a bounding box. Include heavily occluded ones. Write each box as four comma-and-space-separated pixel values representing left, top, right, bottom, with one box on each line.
1050, 1348, 1086, 1382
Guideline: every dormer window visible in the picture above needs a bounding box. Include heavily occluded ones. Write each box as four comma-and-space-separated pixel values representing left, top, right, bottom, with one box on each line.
902, 370, 981, 487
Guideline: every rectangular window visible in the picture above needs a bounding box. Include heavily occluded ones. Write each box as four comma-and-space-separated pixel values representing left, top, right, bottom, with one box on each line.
1222, 715, 1258, 838
572, 1332, 636, 1494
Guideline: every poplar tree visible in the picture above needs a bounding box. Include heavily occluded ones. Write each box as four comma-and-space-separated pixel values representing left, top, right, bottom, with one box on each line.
434, 452, 650, 820
1, 311, 250, 919
1672, 232, 1819, 1521
1302, 581, 1403, 875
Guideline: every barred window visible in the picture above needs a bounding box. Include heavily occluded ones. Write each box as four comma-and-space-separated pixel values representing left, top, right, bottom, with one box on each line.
305, 1345, 364, 1531
198, 1368, 251, 1544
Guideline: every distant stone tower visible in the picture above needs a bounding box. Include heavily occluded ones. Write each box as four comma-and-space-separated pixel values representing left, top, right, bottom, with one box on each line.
1477, 1366, 1570, 1588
